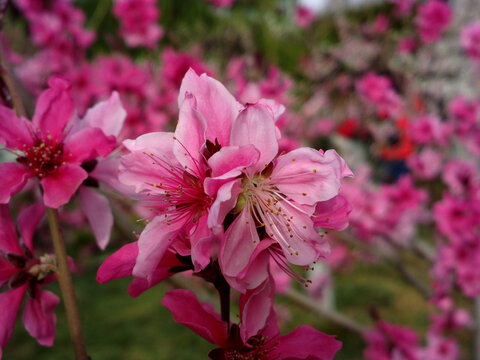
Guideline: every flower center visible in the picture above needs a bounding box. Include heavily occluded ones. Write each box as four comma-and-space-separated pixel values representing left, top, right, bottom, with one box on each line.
17, 138, 65, 178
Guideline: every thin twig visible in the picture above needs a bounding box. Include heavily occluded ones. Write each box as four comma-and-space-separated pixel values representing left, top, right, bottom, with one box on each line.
0, 38, 26, 117
283, 288, 367, 335
47, 208, 89, 360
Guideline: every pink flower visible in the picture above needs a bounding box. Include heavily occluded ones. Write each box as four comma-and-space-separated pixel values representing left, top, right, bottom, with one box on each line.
415, 0, 452, 44
206, 103, 352, 291
0, 205, 60, 355
443, 159, 478, 196
389, 0, 416, 17
0, 76, 117, 208
162, 48, 214, 89
162, 286, 342, 359
447, 96, 479, 136
205, 0, 235, 7
461, 21, 480, 64
409, 115, 450, 145
113, 0, 163, 48
356, 73, 402, 118
364, 321, 420, 360
397, 37, 418, 54
407, 147, 443, 180
295, 5, 316, 28
372, 15, 389, 34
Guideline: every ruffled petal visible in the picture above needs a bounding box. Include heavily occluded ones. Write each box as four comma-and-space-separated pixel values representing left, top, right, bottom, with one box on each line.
32, 76, 74, 141
0, 205, 22, 255
313, 195, 352, 231
178, 69, 243, 146
207, 179, 242, 229
0, 287, 25, 351
208, 145, 260, 178
162, 289, 228, 346
64, 127, 116, 164
0, 162, 30, 204
230, 103, 278, 174
271, 148, 351, 206
79, 187, 113, 250
239, 278, 274, 341
174, 93, 206, 175
219, 209, 259, 285
17, 204, 45, 252
132, 215, 186, 282
0, 107, 33, 149
83, 92, 126, 137
273, 325, 342, 360
22, 288, 60, 346
97, 242, 138, 284
40, 164, 88, 208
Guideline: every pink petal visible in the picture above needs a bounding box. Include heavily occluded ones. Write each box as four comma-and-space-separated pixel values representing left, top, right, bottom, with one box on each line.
271, 148, 350, 206
32, 76, 74, 141
274, 325, 342, 360
178, 69, 243, 146
207, 179, 243, 229
90, 157, 134, 196
0, 205, 22, 255
313, 195, 352, 231
132, 215, 186, 282
17, 204, 45, 252
0, 162, 30, 204
120, 132, 177, 193
83, 92, 126, 137
128, 250, 183, 297
258, 98, 286, 121
40, 164, 88, 208
97, 242, 138, 284
226, 238, 274, 293
239, 278, 274, 341
22, 288, 60, 346
189, 216, 213, 272
162, 289, 228, 346
0, 107, 33, 149
208, 145, 260, 178
64, 127, 116, 164
0, 287, 25, 351
79, 187, 113, 250
230, 103, 278, 174
174, 93, 206, 175
220, 209, 259, 282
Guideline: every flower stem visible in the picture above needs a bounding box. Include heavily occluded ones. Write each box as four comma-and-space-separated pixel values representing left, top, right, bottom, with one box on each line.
46, 207, 89, 360
214, 268, 230, 329
0, 37, 26, 117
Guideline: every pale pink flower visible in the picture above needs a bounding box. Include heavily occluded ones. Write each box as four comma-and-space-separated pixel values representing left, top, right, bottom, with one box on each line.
0, 77, 117, 208
415, 0, 452, 44
389, 0, 416, 17
0, 205, 59, 356
356, 73, 402, 118
461, 21, 480, 64
407, 147, 443, 180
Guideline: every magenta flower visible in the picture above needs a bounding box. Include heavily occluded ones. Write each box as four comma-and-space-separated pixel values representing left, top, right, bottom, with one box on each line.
461, 21, 480, 65
162, 286, 342, 360
0, 205, 59, 357
0, 76, 117, 208
415, 0, 452, 44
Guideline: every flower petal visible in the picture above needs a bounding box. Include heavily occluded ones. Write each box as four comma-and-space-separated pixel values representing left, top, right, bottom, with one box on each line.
0, 107, 33, 149
162, 289, 228, 346
97, 242, 138, 285
219, 209, 259, 284
273, 325, 342, 360
0, 287, 25, 351
174, 93, 206, 175
0, 162, 30, 204
230, 103, 278, 174
79, 187, 113, 250
271, 148, 351, 206
83, 92, 126, 137
22, 288, 60, 346
32, 76, 74, 141
178, 69, 243, 146
40, 164, 88, 208
132, 215, 186, 282
207, 179, 243, 229
0, 205, 22, 255
208, 145, 260, 178
313, 195, 352, 231
64, 127, 116, 164
17, 204, 45, 252
239, 278, 274, 341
